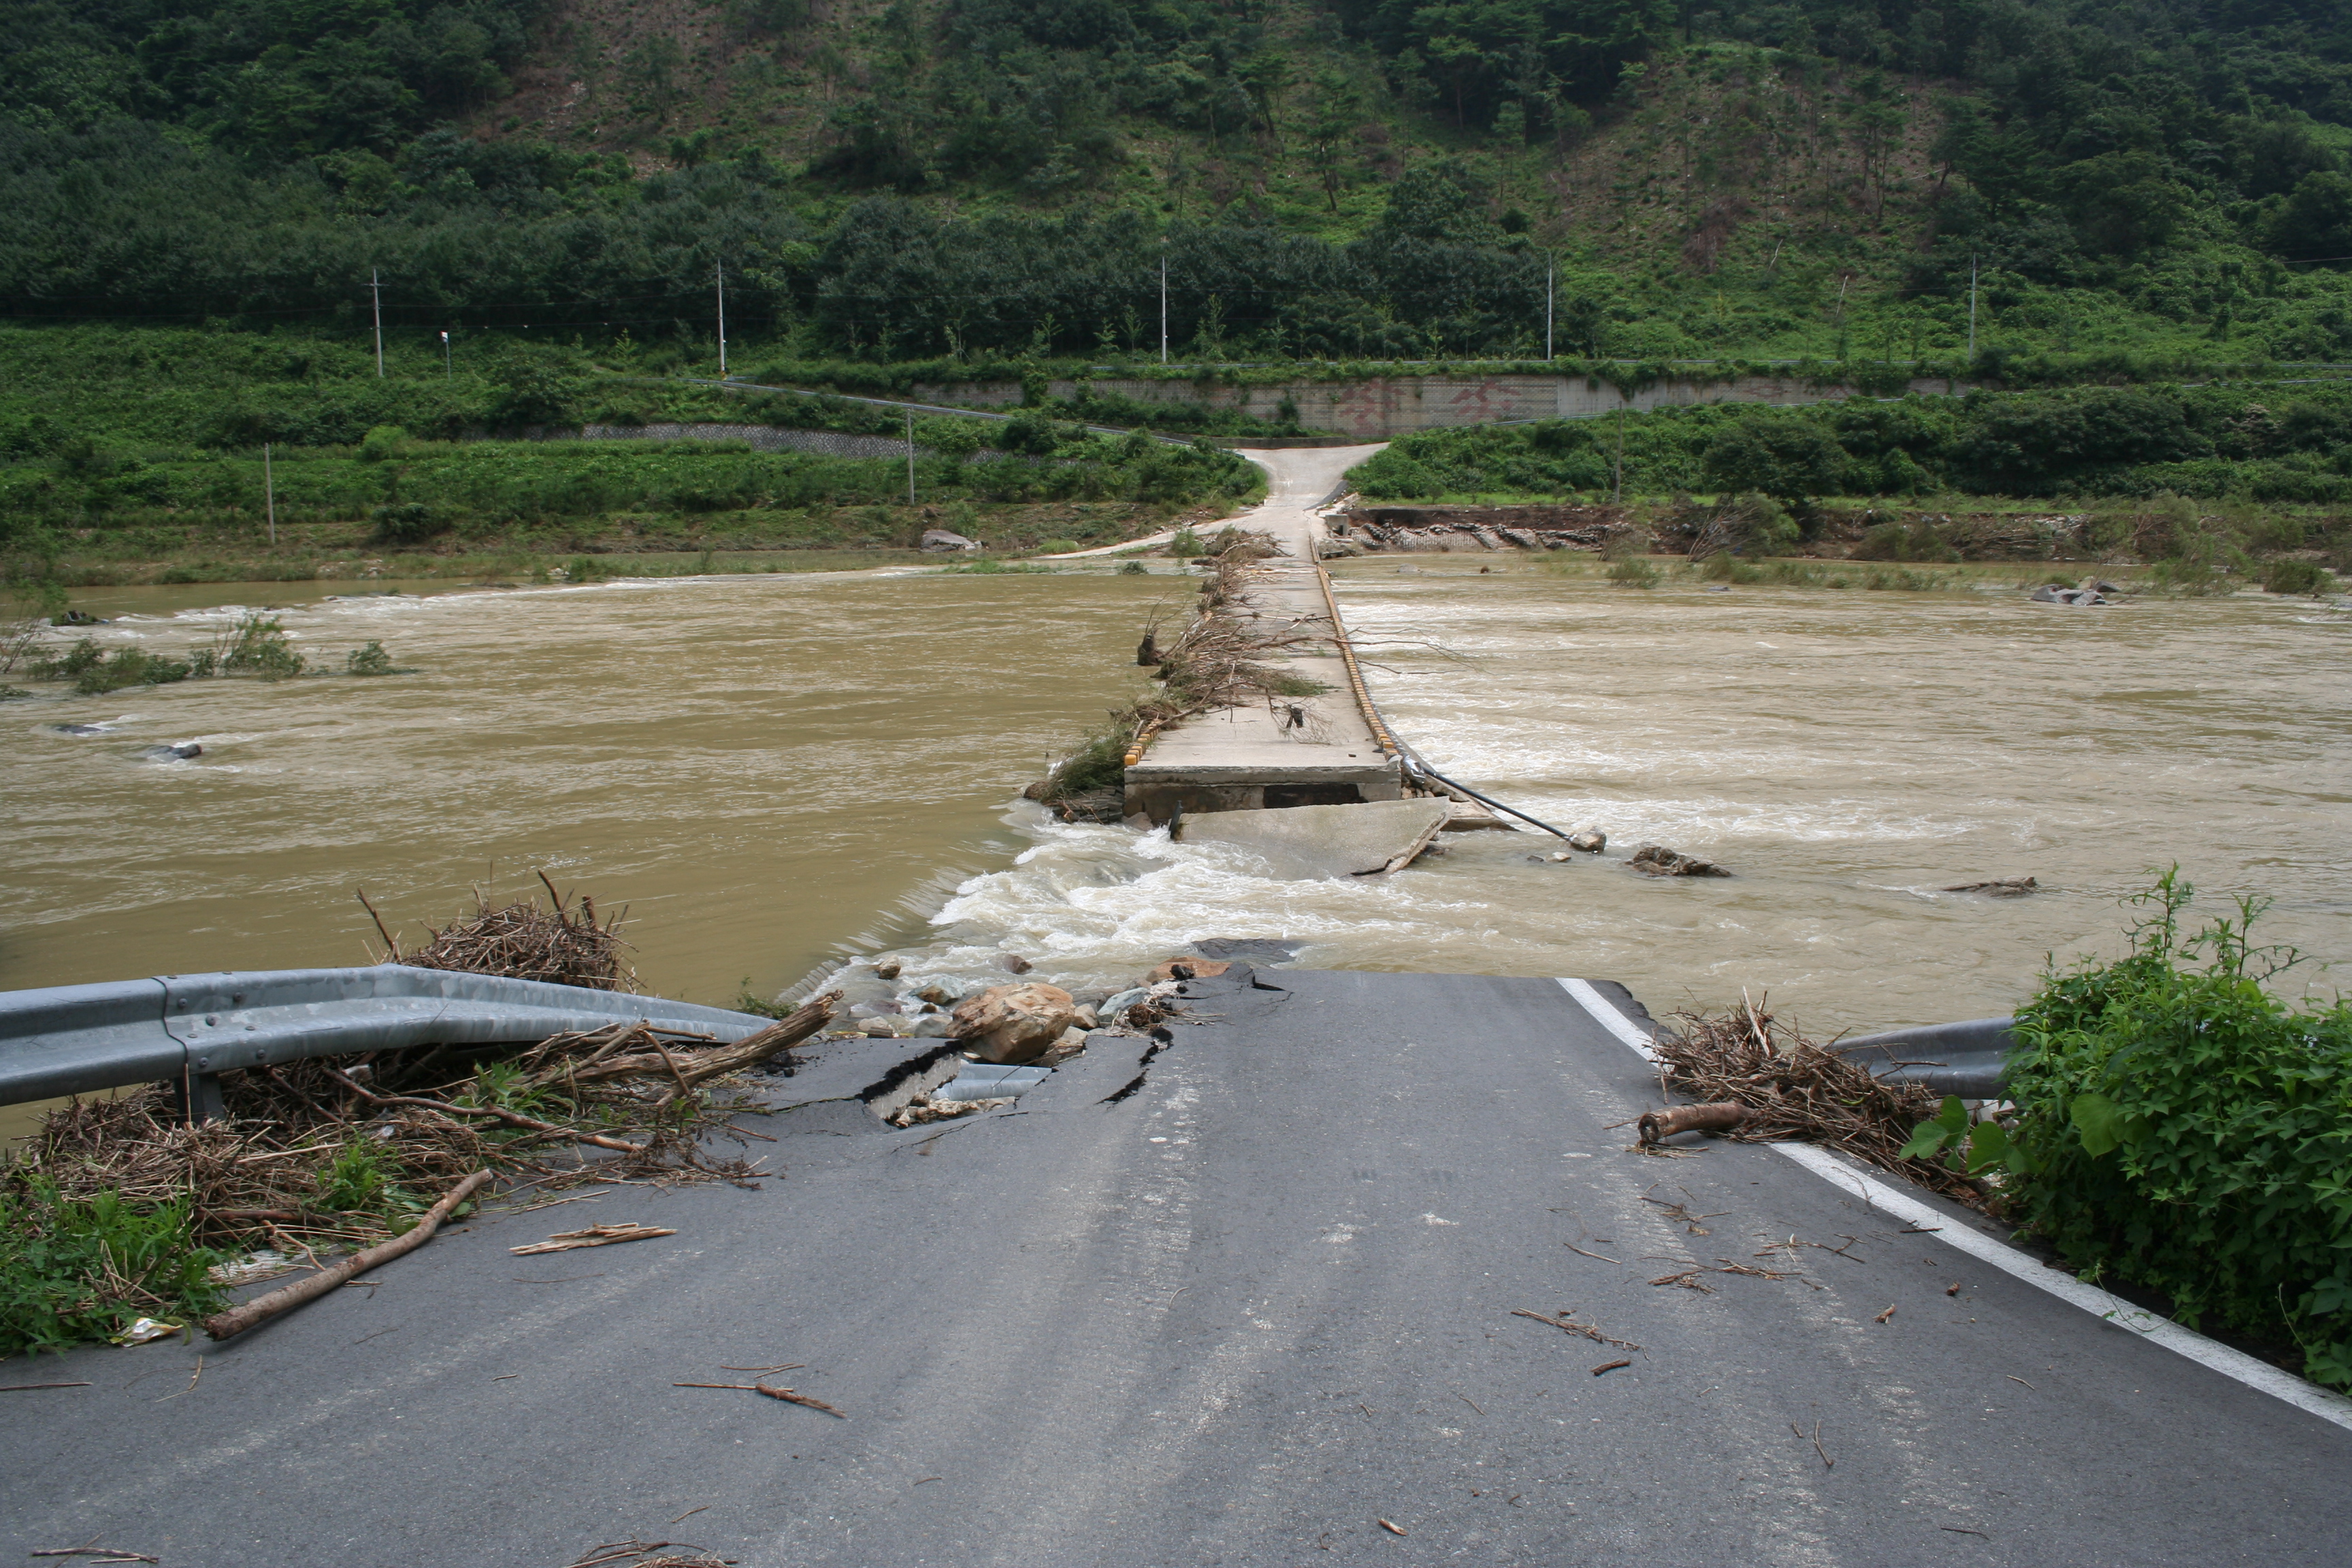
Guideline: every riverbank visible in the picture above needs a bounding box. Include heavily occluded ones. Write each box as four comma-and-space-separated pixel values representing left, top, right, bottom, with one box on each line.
1, 497, 1245, 591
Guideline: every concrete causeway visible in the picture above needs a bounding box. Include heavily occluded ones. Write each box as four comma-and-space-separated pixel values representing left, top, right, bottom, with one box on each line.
1122, 445, 1403, 825
10, 964, 2347, 1565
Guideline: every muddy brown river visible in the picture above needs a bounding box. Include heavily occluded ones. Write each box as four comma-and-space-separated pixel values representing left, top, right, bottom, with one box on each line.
6, 563, 2347, 1088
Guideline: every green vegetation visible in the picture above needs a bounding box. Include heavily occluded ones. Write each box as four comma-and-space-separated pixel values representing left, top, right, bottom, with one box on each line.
1358, 382, 2352, 504
0, 1183, 225, 1356
11, 1, 2352, 367
0, 329, 1264, 584
10, 614, 422, 694
1963, 875, 2352, 1390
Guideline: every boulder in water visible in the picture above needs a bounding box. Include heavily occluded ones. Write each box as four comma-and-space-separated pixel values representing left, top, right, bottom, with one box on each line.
1629, 844, 1732, 878
949, 981, 1080, 1064
1567, 828, 1607, 853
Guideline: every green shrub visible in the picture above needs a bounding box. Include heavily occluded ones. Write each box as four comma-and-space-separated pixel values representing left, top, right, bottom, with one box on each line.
1167, 525, 1204, 559
214, 614, 304, 679
1698, 551, 1762, 583
358, 424, 409, 461
1039, 538, 1081, 553
2005, 874, 2352, 1388
74, 647, 191, 693
2261, 559, 2331, 595
1118, 559, 1149, 574
1036, 725, 1130, 800
372, 502, 446, 544
0, 1183, 225, 1355
344, 640, 397, 675
1606, 557, 1661, 588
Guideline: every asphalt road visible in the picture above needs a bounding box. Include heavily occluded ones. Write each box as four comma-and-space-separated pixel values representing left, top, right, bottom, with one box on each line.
10, 966, 2349, 1567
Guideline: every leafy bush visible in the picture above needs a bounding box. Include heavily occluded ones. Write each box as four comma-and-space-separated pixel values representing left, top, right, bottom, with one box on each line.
2261, 559, 2332, 595
2005, 875, 2352, 1388
0, 1183, 224, 1356
74, 647, 192, 694
1166, 525, 1205, 559
1605, 557, 1661, 588
372, 502, 446, 544
345, 640, 398, 675
214, 614, 304, 679
358, 424, 409, 461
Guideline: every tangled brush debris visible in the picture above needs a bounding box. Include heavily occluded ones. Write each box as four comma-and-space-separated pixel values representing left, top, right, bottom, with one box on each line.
369, 872, 637, 992
1651, 997, 1984, 1206
3, 993, 838, 1343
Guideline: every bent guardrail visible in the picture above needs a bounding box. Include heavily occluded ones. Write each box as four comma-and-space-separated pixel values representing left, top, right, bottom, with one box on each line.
0, 966, 774, 1119
1830, 1016, 2016, 1099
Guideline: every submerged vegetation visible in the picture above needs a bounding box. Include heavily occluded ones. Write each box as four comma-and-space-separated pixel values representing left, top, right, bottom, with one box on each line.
7, 614, 408, 696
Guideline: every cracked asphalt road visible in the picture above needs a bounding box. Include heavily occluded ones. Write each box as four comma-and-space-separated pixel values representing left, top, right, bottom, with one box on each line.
10, 965, 2349, 1566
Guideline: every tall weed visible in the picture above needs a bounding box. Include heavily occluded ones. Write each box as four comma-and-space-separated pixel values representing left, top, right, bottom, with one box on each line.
2006, 873, 2352, 1388
0, 1183, 225, 1355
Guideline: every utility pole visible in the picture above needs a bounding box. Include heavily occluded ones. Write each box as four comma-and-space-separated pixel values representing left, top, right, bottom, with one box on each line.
1967, 253, 1979, 362
904, 410, 916, 506
370, 269, 385, 378
1546, 255, 1554, 362
440, 329, 451, 378
1159, 249, 1169, 365
716, 261, 728, 378
263, 442, 276, 547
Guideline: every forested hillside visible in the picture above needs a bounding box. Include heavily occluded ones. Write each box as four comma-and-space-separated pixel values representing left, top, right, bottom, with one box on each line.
7, 1, 2352, 363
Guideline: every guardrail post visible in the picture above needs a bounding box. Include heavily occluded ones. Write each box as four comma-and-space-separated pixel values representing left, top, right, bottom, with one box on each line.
173, 1068, 225, 1125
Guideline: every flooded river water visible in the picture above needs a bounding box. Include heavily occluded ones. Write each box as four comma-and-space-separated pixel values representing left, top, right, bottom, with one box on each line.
5, 563, 2347, 1068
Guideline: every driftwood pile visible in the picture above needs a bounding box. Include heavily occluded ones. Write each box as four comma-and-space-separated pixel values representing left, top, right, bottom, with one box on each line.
369, 873, 637, 992
14, 994, 840, 1256
1650, 998, 1982, 1205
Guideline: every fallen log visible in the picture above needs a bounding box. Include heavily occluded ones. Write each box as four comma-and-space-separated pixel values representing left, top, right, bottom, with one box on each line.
554, 992, 840, 1090
203, 1169, 493, 1340
1637, 1102, 1747, 1145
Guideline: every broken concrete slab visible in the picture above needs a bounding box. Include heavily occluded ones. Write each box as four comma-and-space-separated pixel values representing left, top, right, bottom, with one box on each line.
1176, 798, 1451, 877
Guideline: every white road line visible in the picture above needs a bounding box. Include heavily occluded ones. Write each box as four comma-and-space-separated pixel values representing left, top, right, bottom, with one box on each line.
1556, 976, 2352, 1435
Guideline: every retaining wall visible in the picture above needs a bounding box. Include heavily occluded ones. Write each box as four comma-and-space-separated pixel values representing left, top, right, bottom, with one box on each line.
906, 374, 1975, 438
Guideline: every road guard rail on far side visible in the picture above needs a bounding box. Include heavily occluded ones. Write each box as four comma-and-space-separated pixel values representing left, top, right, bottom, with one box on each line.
1829, 1017, 2016, 1099
0, 966, 774, 1120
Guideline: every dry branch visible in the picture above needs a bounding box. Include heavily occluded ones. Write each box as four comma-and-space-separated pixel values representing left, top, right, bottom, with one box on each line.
511, 1222, 676, 1255
202, 1169, 491, 1340
1652, 997, 1984, 1205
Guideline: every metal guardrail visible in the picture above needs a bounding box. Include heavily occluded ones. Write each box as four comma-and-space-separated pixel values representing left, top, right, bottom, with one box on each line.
0, 966, 774, 1117
1830, 1017, 2017, 1099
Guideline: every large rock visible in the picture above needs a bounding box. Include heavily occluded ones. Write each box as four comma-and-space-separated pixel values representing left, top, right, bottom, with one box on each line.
1629, 844, 1733, 878
949, 982, 1080, 1064
921, 529, 982, 553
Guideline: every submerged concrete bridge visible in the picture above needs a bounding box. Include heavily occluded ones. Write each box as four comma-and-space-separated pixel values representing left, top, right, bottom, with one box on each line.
1121, 445, 1406, 826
